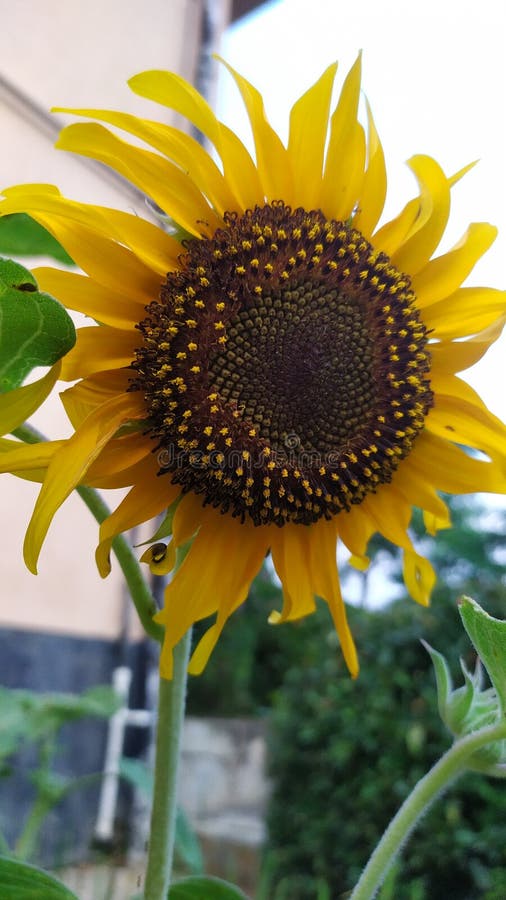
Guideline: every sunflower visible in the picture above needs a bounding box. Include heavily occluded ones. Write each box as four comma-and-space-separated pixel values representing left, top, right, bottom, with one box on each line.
1, 57, 505, 679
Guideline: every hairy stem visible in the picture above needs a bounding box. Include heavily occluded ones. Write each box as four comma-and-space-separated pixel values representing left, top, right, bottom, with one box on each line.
350, 720, 506, 900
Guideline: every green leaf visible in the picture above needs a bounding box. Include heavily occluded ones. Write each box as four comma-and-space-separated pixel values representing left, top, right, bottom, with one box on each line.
0, 214, 73, 265
458, 595, 506, 716
167, 875, 250, 900
0, 259, 76, 392
0, 856, 78, 898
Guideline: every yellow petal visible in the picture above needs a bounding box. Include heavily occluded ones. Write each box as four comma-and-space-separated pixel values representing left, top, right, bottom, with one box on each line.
60, 325, 138, 381
1, 185, 179, 280
413, 223, 497, 306
171, 492, 210, 547
60, 369, 132, 428
96, 467, 180, 577
421, 287, 506, 339
319, 57, 366, 219
430, 319, 506, 374
25, 392, 146, 573
354, 99, 387, 239
0, 363, 60, 436
140, 540, 176, 576
288, 62, 338, 209
361, 486, 413, 551
337, 502, 375, 558
85, 433, 152, 484
409, 431, 506, 495
309, 518, 359, 677
391, 155, 451, 274
402, 550, 436, 606
427, 375, 506, 463
34, 268, 145, 329
393, 456, 450, 525
270, 525, 316, 622
155, 512, 269, 678
128, 69, 222, 146
56, 124, 221, 238
29, 211, 160, 302
0, 438, 63, 476
219, 60, 293, 204
54, 106, 237, 218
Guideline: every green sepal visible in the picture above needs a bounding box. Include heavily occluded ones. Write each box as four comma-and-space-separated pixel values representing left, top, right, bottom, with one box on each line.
0, 259, 76, 392
0, 856, 78, 899
423, 597, 506, 769
136, 496, 181, 547
458, 595, 506, 717
167, 875, 250, 899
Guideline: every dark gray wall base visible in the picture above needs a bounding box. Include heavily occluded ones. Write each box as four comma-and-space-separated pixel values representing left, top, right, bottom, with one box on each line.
0, 627, 150, 867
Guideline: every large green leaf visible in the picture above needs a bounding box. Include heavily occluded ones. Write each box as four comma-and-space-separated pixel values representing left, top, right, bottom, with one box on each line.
0, 856, 78, 899
167, 875, 250, 899
0, 214, 73, 265
0, 258, 76, 392
458, 595, 506, 717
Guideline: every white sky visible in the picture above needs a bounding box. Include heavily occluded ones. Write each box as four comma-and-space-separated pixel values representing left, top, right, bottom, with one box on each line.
216, 0, 506, 421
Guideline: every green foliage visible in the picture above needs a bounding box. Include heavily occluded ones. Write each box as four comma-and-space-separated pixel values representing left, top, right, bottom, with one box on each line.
263, 497, 506, 899
0, 258, 76, 392
167, 874, 250, 899
0, 685, 119, 861
0, 214, 73, 265
0, 856, 78, 899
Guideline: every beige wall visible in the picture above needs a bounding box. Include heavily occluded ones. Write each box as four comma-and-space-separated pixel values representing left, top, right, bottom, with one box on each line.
0, 0, 231, 639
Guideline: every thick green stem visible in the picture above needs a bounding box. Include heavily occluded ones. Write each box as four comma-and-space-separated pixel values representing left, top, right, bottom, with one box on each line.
12, 424, 163, 643
350, 720, 506, 900
143, 623, 192, 900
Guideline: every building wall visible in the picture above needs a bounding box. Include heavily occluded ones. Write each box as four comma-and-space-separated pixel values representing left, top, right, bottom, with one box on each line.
0, 0, 231, 643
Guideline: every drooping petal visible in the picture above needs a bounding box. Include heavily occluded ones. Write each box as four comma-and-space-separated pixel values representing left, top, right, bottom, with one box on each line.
402, 550, 436, 606
0, 438, 64, 479
60, 369, 133, 428
361, 486, 413, 551
309, 518, 359, 677
337, 502, 375, 559
0, 363, 60, 436
24, 391, 146, 573
154, 511, 269, 678
270, 524, 317, 622
393, 456, 451, 526
95, 468, 180, 577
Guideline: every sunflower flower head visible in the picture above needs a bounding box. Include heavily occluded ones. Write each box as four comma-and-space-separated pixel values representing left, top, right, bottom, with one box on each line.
1, 56, 505, 680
